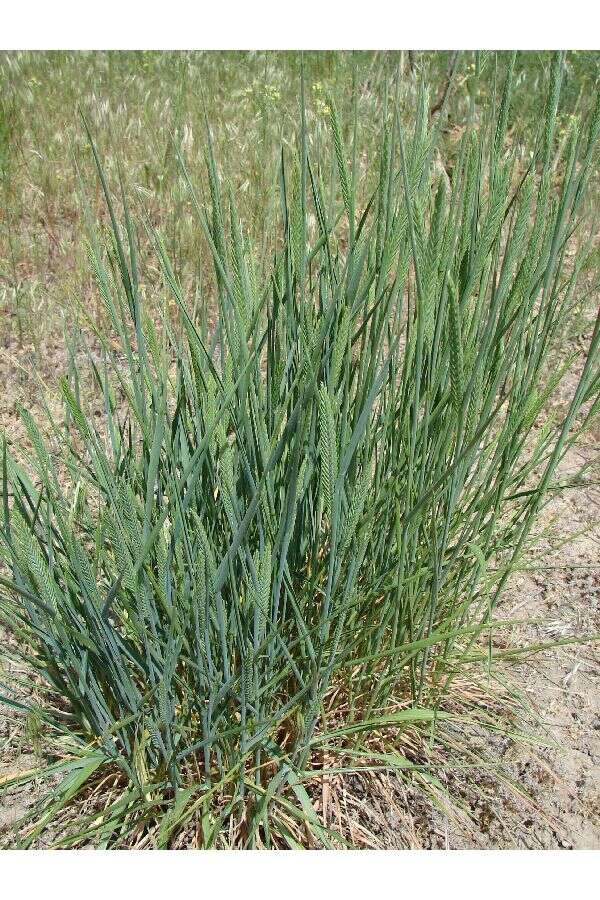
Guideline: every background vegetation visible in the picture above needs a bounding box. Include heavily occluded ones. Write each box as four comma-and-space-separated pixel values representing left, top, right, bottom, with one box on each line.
2, 51, 599, 352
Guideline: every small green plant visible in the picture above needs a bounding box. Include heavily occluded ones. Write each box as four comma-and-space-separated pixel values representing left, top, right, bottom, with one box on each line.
1, 53, 599, 848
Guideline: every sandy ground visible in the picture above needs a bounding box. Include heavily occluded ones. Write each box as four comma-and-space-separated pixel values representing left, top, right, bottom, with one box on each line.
449, 465, 600, 849
0, 322, 599, 848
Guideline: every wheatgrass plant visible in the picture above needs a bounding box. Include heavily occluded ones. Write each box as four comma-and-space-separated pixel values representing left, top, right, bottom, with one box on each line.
1, 52, 600, 848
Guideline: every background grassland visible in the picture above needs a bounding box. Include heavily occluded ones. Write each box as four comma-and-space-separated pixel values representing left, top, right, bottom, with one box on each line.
2, 50, 599, 352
